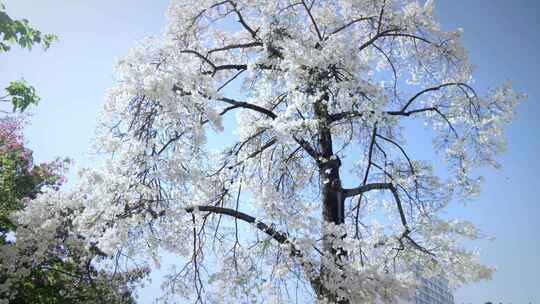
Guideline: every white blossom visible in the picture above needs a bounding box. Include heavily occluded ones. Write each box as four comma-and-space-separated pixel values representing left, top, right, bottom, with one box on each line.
15, 1, 525, 303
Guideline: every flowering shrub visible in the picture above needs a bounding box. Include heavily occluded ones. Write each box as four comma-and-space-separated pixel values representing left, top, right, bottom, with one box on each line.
0, 117, 69, 234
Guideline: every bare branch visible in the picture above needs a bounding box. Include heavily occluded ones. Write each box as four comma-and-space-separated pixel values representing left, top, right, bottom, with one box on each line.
353, 125, 377, 238
180, 49, 216, 69
217, 70, 245, 92
388, 183, 407, 228
375, 134, 415, 174
376, 0, 386, 34
381, 33, 431, 44
372, 43, 398, 97
230, 137, 278, 168
397, 82, 473, 113
227, 1, 259, 39
208, 41, 263, 54
328, 16, 375, 37
293, 135, 319, 159
343, 182, 393, 197
387, 107, 458, 137
185, 205, 292, 250
218, 97, 277, 119
301, 0, 323, 41
358, 28, 401, 52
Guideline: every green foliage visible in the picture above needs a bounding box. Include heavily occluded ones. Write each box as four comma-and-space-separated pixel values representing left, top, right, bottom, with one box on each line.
0, 3, 57, 52
0, 1, 56, 113
4, 79, 40, 112
8, 258, 138, 304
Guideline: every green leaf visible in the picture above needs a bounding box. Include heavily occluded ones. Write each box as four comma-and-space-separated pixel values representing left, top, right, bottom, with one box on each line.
5, 79, 40, 112
0, 4, 57, 52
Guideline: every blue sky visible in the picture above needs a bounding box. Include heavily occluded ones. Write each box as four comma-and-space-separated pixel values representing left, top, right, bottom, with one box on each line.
1, 1, 539, 303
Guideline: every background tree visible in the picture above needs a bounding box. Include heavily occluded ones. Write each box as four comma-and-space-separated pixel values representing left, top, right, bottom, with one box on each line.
0, 3, 146, 303
19, 0, 525, 303
0, 117, 67, 242
0, 117, 148, 304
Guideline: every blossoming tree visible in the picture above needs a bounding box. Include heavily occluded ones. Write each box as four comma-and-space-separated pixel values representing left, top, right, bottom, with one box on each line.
21, 0, 524, 303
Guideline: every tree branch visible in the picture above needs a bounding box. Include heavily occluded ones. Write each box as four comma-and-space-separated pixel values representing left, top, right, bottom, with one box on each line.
343, 182, 393, 197
358, 28, 401, 52
301, 0, 323, 41
185, 204, 328, 295
227, 1, 259, 39
208, 41, 263, 54
185, 205, 293, 252
180, 50, 216, 69
396, 82, 472, 113
230, 137, 277, 168
381, 33, 431, 44
387, 107, 458, 137
218, 97, 277, 119
328, 16, 375, 37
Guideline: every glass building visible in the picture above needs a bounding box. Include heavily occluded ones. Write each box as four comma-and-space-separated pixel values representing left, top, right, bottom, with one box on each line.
410, 271, 455, 304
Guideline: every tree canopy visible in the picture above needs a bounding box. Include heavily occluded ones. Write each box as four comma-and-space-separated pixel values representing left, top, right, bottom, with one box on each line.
15, 1, 525, 303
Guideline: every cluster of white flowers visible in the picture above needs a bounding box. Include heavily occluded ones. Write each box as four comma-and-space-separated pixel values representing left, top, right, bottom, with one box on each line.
14, 0, 525, 303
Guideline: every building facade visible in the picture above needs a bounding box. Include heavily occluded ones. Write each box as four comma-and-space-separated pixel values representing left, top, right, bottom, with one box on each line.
411, 272, 455, 304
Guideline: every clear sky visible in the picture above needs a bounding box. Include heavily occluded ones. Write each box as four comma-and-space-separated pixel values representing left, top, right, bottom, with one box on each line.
1, 1, 539, 303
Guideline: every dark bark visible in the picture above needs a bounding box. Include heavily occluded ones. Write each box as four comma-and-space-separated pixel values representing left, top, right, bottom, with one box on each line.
314, 93, 349, 304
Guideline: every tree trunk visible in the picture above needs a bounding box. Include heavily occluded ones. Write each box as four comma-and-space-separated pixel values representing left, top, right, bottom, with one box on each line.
314, 94, 349, 304
319, 160, 349, 304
